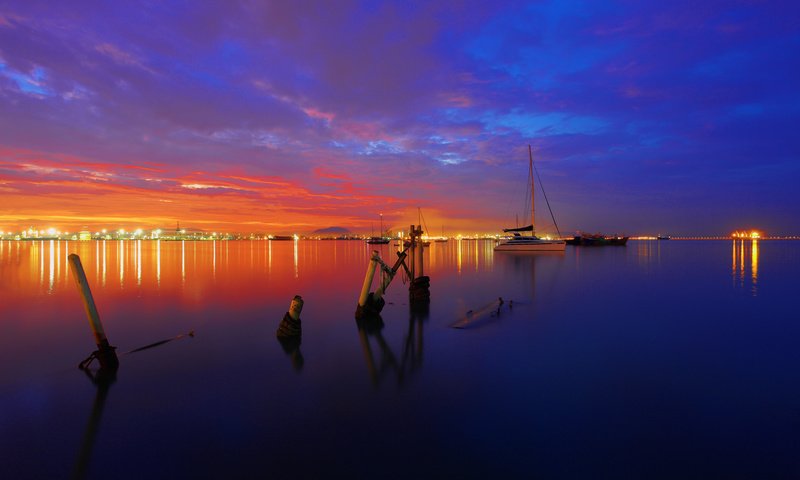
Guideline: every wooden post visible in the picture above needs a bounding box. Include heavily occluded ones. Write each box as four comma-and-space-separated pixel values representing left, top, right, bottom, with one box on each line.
373, 250, 407, 301
288, 295, 304, 322
358, 251, 380, 307
409, 224, 416, 280
415, 227, 424, 278
68, 254, 118, 370
277, 295, 303, 338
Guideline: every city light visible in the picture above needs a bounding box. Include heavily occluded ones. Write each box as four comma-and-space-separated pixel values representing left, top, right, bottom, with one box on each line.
731, 230, 762, 239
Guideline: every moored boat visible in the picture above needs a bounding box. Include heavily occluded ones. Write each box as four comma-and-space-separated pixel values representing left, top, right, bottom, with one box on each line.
565, 233, 629, 246
366, 213, 390, 244
495, 233, 567, 251
494, 145, 566, 252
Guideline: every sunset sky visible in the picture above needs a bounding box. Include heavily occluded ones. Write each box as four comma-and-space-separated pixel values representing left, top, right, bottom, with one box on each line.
1, 1, 798, 235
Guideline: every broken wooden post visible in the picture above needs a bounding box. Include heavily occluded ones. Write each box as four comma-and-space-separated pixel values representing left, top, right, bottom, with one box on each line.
276, 295, 303, 338
68, 254, 119, 370
358, 251, 380, 308
355, 251, 381, 319
408, 224, 430, 304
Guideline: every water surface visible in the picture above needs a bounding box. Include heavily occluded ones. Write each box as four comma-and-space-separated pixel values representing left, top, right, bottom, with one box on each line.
1, 239, 798, 478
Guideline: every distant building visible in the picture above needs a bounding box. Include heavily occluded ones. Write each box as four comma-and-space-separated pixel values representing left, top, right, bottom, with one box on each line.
79, 230, 92, 241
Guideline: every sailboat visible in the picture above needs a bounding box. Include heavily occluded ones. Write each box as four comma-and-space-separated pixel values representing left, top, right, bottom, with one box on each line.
366, 214, 390, 244
435, 225, 448, 243
494, 145, 566, 252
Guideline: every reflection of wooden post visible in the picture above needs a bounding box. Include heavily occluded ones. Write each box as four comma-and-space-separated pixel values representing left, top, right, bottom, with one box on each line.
68, 254, 118, 370
358, 251, 379, 307
72, 369, 115, 480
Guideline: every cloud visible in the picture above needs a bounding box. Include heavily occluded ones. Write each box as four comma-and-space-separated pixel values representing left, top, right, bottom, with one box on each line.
0, 1, 797, 234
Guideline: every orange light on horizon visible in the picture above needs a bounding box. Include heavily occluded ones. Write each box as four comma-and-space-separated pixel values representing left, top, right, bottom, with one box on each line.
731, 230, 762, 239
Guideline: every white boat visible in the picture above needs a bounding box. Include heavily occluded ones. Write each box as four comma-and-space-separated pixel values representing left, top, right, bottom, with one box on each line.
495, 233, 566, 251
495, 145, 566, 252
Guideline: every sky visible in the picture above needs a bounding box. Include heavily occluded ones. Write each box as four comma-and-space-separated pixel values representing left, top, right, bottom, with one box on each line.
0, 0, 798, 236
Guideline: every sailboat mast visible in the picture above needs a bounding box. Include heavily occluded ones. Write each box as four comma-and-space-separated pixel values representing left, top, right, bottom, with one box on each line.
528, 144, 535, 236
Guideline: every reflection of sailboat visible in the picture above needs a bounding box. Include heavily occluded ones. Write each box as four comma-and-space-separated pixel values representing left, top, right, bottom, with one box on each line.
495, 145, 566, 252
366, 213, 390, 244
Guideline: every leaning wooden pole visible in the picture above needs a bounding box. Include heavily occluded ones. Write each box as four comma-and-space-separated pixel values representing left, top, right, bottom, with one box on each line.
68, 254, 119, 370
358, 251, 380, 308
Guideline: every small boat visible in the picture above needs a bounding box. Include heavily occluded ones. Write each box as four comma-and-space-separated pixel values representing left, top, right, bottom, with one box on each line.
434, 225, 449, 242
565, 233, 629, 246
366, 214, 390, 244
657, 235, 671, 240
366, 237, 390, 244
270, 235, 295, 241
495, 145, 566, 252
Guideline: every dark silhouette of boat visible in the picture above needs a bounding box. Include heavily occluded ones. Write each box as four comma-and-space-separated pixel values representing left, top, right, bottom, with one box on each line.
366, 213, 390, 244
366, 237, 390, 244
565, 233, 628, 246
657, 235, 671, 240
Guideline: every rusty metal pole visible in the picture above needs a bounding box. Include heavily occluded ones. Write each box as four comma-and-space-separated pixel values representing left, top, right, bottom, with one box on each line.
68, 254, 118, 370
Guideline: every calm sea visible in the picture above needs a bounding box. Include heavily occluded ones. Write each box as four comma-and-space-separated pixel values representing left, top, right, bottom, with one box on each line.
1, 239, 798, 479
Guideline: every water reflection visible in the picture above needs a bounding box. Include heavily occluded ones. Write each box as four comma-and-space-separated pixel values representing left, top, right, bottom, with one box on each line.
156, 240, 161, 286
49, 240, 55, 293
635, 239, 661, 267
356, 307, 427, 388
293, 239, 299, 278
72, 367, 116, 480
181, 240, 185, 285
732, 239, 759, 296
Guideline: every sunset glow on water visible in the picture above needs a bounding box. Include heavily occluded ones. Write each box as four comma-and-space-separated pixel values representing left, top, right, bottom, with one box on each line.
2, 239, 799, 478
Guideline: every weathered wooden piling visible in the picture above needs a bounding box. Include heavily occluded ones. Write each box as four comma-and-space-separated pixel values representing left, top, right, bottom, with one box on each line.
276, 295, 303, 338
68, 254, 118, 370
356, 251, 381, 319
407, 224, 430, 303
358, 251, 380, 307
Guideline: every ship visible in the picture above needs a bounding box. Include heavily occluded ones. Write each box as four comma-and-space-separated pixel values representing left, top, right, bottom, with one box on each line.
565, 233, 629, 246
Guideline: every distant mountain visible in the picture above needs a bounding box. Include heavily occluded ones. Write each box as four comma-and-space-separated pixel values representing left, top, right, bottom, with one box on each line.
312, 226, 351, 234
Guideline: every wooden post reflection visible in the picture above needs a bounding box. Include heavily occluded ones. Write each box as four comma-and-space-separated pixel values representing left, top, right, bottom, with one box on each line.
71, 368, 115, 480
355, 306, 427, 388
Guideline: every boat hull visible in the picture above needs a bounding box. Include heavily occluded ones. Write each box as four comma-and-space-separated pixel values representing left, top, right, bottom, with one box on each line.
366, 238, 390, 244
565, 236, 629, 246
494, 240, 566, 252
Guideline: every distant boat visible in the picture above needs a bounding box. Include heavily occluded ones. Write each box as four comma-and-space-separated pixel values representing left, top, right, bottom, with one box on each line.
657, 235, 671, 240
565, 233, 629, 246
434, 225, 449, 242
495, 146, 566, 252
366, 214, 390, 244
270, 235, 295, 241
